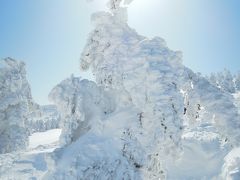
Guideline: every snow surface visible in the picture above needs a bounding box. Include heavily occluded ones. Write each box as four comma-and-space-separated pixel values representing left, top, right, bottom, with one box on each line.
28, 129, 62, 150
0, 129, 61, 180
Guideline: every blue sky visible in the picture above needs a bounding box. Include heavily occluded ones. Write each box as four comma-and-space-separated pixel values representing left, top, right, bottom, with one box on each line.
0, 0, 240, 104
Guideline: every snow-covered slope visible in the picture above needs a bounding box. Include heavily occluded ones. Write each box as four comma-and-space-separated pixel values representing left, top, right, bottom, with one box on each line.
0, 129, 61, 180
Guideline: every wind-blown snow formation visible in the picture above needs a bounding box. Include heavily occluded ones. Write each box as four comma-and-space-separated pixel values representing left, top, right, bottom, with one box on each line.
1, 0, 240, 179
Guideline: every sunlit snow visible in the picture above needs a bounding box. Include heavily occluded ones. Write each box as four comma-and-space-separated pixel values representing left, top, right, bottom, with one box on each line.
0, 0, 240, 179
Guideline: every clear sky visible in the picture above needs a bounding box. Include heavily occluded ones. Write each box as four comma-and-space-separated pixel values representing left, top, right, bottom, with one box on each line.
0, 0, 240, 105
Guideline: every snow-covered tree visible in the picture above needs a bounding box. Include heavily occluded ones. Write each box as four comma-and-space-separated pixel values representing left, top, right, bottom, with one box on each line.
207, 69, 235, 93
0, 58, 32, 153
183, 68, 240, 146
42, 1, 240, 179
79, 2, 185, 178
235, 71, 240, 91
220, 69, 235, 93
208, 72, 218, 87
49, 76, 116, 146
107, 0, 134, 11
26, 105, 60, 134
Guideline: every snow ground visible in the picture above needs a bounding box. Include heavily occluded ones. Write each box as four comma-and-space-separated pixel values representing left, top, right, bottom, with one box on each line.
28, 129, 62, 150
0, 129, 62, 180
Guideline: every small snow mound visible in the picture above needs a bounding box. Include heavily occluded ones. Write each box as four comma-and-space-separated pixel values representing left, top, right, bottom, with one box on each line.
221, 148, 240, 180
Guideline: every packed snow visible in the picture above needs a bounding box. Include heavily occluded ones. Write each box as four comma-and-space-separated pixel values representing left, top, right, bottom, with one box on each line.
0, 0, 240, 179
0, 129, 61, 180
28, 129, 62, 150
